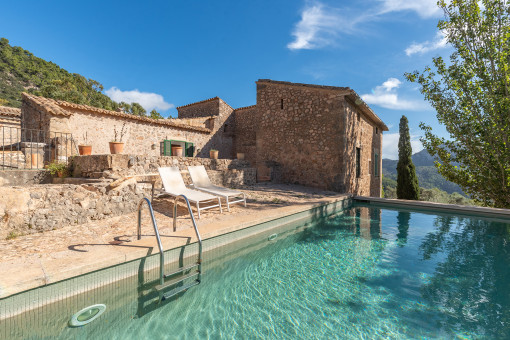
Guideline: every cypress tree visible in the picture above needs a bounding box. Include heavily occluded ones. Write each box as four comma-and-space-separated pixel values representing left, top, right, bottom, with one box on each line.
397, 115, 420, 200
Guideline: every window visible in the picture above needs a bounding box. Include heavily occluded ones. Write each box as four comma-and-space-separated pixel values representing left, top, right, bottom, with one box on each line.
375, 127, 378, 134
374, 149, 379, 177
357, 112, 360, 122
281, 99, 284, 110
356, 147, 361, 178
160, 139, 194, 157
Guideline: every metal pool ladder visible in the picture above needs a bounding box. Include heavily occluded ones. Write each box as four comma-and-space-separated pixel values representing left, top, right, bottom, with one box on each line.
137, 196, 203, 301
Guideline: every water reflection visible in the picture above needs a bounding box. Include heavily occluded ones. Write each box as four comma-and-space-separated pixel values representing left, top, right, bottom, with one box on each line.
396, 212, 410, 246
351, 206, 382, 240
419, 215, 510, 338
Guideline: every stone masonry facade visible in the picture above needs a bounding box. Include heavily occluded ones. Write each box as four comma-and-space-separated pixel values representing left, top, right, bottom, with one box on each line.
233, 105, 257, 166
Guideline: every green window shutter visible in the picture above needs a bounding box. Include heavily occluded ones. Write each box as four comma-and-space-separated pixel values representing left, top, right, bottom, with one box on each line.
374, 151, 379, 177
162, 140, 172, 156
185, 142, 194, 157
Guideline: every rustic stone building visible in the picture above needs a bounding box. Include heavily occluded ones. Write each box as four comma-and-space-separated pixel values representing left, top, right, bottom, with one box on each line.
173, 79, 387, 196
176, 97, 235, 159
0, 106, 21, 129
20, 93, 230, 159
0, 106, 22, 165
11, 79, 387, 196
248, 79, 387, 196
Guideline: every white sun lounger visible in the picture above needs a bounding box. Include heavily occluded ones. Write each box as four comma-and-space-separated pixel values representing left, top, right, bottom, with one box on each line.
157, 167, 222, 219
187, 165, 247, 212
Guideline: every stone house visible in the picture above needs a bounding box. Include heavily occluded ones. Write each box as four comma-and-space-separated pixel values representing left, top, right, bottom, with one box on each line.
20, 93, 234, 160
0, 106, 21, 129
180, 80, 388, 196
12, 79, 387, 196
0, 106, 21, 151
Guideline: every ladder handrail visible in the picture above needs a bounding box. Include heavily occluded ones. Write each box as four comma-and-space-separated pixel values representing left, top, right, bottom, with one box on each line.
137, 197, 165, 286
137, 195, 203, 291
173, 195, 203, 283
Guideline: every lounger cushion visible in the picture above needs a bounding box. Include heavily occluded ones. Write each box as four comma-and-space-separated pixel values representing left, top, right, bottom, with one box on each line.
187, 166, 243, 198
158, 167, 219, 202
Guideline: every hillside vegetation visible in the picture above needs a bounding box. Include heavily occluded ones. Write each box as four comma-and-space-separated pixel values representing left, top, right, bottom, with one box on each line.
0, 38, 118, 109
0, 38, 162, 117
383, 149, 465, 195
382, 149, 478, 206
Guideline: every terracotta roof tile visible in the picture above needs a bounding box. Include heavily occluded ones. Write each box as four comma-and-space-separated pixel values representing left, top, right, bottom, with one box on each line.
0, 106, 21, 117
21, 93, 211, 133
257, 79, 350, 92
176, 97, 219, 109
235, 105, 256, 111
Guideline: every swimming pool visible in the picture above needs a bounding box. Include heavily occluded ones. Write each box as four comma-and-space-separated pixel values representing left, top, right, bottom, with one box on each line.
2, 201, 510, 339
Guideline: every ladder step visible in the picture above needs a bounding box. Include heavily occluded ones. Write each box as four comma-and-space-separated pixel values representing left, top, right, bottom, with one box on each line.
164, 263, 199, 278
154, 271, 200, 292
161, 280, 200, 300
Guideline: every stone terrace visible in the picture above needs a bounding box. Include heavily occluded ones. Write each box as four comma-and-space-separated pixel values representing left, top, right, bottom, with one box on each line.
0, 183, 348, 298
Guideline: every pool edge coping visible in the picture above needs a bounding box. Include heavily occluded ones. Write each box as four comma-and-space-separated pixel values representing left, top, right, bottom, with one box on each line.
354, 196, 510, 218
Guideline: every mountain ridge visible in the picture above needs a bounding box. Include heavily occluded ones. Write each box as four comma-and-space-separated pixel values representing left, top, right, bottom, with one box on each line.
382, 149, 466, 196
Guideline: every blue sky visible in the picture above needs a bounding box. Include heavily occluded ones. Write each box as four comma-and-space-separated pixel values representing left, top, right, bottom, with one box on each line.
0, 0, 452, 159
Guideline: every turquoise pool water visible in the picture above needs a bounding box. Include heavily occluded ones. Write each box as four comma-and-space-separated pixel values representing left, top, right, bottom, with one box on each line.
3, 202, 510, 339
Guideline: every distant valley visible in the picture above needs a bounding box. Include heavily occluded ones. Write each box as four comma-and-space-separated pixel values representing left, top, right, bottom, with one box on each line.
382, 149, 470, 203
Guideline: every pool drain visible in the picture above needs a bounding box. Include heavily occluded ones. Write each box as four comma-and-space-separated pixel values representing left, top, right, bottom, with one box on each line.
268, 233, 278, 241
69, 304, 106, 327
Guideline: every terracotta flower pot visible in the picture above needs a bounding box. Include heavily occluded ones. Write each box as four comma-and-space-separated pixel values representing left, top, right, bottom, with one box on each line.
78, 145, 92, 156
109, 142, 124, 154
237, 153, 245, 160
171, 145, 183, 157
209, 150, 219, 159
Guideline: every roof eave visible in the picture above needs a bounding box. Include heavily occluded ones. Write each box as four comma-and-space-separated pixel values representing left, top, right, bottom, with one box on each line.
347, 91, 389, 131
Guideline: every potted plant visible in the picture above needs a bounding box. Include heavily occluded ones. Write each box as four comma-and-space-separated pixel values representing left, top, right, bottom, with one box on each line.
171, 145, 183, 157
78, 132, 92, 156
110, 123, 127, 154
209, 149, 219, 159
48, 161, 69, 178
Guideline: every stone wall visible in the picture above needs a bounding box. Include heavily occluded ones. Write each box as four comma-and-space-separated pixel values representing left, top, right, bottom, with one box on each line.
22, 101, 212, 157
254, 81, 346, 190
341, 99, 383, 197
177, 97, 220, 118
71, 154, 256, 186
0, 170, 51, 186
233, 106, 257, 166
0, 182, 150, 239
177, 98, 235, 159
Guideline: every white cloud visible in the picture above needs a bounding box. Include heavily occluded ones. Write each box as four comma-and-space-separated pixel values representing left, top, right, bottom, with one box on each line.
382, 132, 424, 160
287, 4, 343, 50
379, 0, 442, 19
287, 0, 443, 50
405, 31, 448, 56
361, 78, 425, 110
105, 87, 174, 112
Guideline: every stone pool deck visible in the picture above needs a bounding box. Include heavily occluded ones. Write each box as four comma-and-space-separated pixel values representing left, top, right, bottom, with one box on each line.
0, 183, 348, 298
